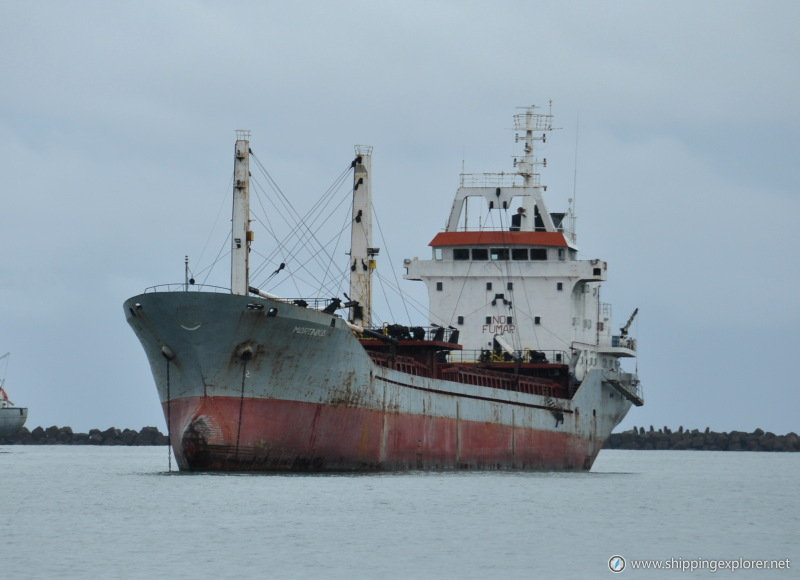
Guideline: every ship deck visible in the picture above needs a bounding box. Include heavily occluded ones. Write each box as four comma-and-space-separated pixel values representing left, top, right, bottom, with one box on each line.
359, 334, 573, 400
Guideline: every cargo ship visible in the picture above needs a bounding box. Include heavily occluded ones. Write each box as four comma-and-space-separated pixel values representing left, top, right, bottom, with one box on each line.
124, 106, 642, 471
0, 353, 27, 437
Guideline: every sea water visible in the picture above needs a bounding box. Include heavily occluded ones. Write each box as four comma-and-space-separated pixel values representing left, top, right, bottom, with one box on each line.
1, 447, 796, 579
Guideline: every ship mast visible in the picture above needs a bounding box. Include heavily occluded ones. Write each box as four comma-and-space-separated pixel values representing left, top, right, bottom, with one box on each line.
0, 352, 11, 407
513, 105, 556, 232
231, 130, 252, 296
444, 105, 555, 233
349, 146, 376, 327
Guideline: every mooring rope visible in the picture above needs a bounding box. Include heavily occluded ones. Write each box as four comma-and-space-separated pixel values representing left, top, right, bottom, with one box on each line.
165, 358, 172, 472
235, 360, 248, 461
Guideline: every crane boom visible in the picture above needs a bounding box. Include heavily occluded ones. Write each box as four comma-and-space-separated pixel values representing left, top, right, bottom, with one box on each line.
619, 308, 638, 338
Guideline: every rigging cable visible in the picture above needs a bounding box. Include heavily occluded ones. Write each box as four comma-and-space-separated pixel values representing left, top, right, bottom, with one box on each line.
314, 204, 353, 298
495, 206, 523, 352
372, 208, 411, 324
249, 190, 352, 297
164, 357, 171, 472
199, 231, 231, 287
235, 357, 249, 461
196, 175, 234, 271
275, 183, 352, 293
445, 238, 478, 331
250, 153, 352, 278
374, 271, 429, 320
248, 157, 354, 296
571, 112, 580, 233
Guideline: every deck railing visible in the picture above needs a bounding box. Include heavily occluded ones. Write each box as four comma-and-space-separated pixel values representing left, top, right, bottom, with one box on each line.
141, 284, 339, 310
143, 283, 230, 294
447, 349, 569, 365
611, 335, 637, 351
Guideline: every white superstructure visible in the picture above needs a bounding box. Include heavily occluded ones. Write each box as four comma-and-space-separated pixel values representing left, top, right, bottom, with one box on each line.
404, 106, 637, 383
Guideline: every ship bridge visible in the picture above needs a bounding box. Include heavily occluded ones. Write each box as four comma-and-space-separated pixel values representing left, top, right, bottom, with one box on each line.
403, 105, 638, 380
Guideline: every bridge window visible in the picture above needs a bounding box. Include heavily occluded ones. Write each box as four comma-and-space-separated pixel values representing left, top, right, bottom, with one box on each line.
486, 282, 492, 291
472, 248, 488, 260
512, 248, 528, 260
434, 248, 443, 260
454, 248, 469, 260
457, 316, 464, 325
534, 316, 541, 325
436, 282, 443, 291
530, 248, 547, 260
507, 282, 513, 290
557, 282, 563, 291
490, 248, 509, 260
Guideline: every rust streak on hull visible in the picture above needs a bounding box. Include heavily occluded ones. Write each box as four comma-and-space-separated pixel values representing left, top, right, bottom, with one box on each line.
165, 396, 601, 472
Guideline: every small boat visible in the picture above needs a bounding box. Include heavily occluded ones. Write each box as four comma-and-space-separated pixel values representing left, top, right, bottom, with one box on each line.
0, 353, 27, 437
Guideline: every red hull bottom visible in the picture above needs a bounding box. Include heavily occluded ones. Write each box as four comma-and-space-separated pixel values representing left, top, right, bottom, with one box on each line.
165, 397, 602, 472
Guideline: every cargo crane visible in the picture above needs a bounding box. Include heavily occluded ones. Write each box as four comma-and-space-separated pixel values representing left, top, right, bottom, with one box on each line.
619, 308, 639, 339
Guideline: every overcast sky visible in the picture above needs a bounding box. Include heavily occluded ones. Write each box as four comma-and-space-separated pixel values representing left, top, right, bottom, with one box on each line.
1, 1, 798, 435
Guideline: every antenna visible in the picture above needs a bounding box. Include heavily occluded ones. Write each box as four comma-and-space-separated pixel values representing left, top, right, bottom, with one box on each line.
569, 112, 580, 244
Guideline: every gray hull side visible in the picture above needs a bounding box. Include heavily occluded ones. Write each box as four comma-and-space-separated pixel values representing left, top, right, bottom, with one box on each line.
0, 407, 28, 436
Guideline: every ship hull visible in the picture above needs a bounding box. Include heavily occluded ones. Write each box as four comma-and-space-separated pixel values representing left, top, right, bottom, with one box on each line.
0, 407, 27, 437
164, 396, 601, 471
125, 291, 632, 472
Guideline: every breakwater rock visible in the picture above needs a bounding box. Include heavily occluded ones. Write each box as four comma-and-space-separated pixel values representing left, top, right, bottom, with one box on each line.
605, 426, 800, 451
0, 426, 169, 445
4, 425, 798, 450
